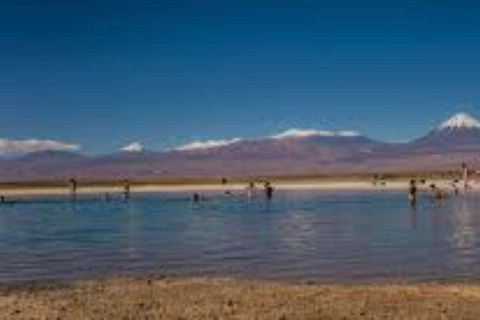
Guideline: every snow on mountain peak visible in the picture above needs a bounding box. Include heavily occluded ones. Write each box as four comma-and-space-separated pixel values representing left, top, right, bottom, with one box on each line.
439, 113, 480, 130
271, 128, 360, 139
174, 138, 242, 151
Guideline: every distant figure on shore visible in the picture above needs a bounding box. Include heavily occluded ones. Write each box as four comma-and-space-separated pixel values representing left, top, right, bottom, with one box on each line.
264, 182, 274, 200
0, 195, 5, 204
123, 179, 130, 201
222, 177, 228, 185
69, 178, 77, 201
408, 180, 417, 206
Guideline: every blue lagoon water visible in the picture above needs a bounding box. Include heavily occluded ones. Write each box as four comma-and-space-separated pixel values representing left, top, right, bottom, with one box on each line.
1, 190, 480, 283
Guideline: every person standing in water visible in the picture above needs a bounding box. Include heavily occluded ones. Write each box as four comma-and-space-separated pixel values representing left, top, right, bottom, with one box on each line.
430, 184, 445, 200
193, 193, 200, 202
264, 182, 274, 200
408, 180, 417, 206
69, 178, 77, 201
462, 162, 469, 190
123, 179, 131, 201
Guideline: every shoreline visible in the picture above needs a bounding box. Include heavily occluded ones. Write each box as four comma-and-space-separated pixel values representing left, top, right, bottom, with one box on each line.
1, 275, 480, 319
0, 179, 475, 197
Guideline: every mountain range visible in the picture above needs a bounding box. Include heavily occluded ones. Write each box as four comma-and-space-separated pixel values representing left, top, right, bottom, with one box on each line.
2, 113, 480, 181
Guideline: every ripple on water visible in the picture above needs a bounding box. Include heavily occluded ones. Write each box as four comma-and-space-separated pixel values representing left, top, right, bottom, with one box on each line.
1, 190, 480, 283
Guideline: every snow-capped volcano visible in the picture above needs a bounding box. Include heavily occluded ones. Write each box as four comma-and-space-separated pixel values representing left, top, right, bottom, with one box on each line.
409, 112, 480, 153
438, 112, 480, 130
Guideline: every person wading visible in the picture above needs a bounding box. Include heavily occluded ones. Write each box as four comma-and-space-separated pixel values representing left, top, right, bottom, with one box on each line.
264, 182, 274, 200
69, 178, 77, 201
409, 180, 417, 206
123, 179, 131, 201
462, 162, 469, 190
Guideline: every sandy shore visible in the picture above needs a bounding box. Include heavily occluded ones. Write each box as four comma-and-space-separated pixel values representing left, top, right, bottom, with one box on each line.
1, 276, 480, 319
0, 180, 476, 197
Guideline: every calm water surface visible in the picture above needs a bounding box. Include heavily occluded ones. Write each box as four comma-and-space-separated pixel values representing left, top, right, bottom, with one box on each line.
1, 190, 480, 283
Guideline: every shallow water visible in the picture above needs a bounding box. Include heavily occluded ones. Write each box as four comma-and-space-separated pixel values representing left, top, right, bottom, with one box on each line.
1, 190, 480, 283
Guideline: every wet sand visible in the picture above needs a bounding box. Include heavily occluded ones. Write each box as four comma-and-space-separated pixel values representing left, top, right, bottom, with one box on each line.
1, 277, 480, 319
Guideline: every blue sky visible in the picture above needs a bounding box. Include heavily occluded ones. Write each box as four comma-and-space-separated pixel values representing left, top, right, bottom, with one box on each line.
2, 0, 480, 153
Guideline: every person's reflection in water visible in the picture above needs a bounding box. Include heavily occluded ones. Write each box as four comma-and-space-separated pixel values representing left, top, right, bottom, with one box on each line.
124, 199, 141, 261
409, 206, 417, 230
429, 201, 443, 237
68, 197, 78, 213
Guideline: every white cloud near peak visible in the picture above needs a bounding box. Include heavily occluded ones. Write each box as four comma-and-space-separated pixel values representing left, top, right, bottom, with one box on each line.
0, 138, 80, 154
271, 128, 360, 139
121, 142, 146, 153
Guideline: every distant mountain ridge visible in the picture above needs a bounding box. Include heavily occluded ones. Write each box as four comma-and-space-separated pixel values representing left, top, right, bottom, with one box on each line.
1, 113, 480, 181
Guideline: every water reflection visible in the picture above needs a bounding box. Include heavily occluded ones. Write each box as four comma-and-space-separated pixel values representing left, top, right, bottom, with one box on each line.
445, 196, 480, 271
409, 206, 417, 230
2, 191, 480, 282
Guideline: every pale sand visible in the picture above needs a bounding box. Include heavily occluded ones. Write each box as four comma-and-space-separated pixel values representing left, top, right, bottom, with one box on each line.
1, 277, 480, 319
0, 180, 477, 197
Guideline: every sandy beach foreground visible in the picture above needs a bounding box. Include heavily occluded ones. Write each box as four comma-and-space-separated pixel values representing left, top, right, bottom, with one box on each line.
1, 277, 480, 319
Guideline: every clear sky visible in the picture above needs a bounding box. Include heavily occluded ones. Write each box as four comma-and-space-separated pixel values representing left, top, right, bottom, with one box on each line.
3, 0, 480, 153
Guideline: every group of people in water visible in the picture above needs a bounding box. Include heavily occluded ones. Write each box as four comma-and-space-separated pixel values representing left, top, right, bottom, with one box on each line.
69, 176, 274, 204
408, 179, 451, 206
408, 163, 473, 206
1, 164, 474, 205
246, 181, 274, 199
193, 180, 274, 203
62, 172, 480, 206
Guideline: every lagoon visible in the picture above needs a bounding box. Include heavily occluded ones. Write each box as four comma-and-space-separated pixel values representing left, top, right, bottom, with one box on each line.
1, 190, 480, 283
